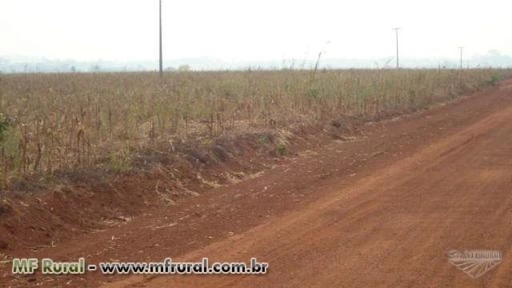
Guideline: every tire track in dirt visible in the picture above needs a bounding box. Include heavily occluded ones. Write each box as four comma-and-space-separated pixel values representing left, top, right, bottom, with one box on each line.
102, 99, 512, 286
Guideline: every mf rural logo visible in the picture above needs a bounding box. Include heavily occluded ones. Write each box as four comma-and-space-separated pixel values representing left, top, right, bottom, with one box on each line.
447, 250, 502, 279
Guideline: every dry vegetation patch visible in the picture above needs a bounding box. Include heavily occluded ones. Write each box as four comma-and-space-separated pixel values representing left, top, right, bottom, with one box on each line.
0, 69, 506, 185
0, 68, 509, 251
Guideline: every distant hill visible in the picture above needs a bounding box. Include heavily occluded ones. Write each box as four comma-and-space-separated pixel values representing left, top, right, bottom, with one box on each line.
1, 50, 511, 73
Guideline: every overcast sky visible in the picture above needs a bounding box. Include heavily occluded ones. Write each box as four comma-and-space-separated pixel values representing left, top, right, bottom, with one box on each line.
0, 0, 510, 62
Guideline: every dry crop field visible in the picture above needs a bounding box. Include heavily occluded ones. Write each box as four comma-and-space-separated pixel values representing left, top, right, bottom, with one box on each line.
0, 69, 504, 185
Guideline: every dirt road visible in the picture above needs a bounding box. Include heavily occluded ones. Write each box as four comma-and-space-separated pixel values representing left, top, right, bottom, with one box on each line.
4, 80, 512, 287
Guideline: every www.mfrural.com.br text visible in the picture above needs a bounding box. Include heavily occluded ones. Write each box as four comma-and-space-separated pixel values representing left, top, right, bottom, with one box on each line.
11, 257, 269, 275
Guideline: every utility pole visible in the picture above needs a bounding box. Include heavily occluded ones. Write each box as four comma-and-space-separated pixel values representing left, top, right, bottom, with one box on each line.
458, 46, 463, 69
393, 28, 400, 69
159, 0, 163, 77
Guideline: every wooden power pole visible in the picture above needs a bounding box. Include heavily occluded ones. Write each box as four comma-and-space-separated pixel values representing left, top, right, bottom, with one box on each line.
393, 27, 400, 69
159, 0, 163, 77
458, 46, 463, 69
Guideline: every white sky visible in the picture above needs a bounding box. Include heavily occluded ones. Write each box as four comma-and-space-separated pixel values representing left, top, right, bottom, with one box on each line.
0, 0, 510, 62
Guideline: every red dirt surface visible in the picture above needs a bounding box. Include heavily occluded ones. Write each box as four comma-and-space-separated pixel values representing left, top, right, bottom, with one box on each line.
2, 80, 512, 287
